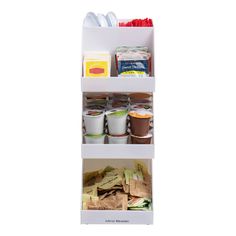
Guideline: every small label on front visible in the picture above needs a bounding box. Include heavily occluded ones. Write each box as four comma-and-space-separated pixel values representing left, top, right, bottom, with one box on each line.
105, 219, 129, 223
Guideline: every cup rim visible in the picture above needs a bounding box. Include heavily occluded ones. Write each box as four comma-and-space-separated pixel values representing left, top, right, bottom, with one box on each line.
131, 103, 152, 110
130, 133, 152, 138
84, 133, 105, 138
129, 109, 153, 118
83, 110, 104, 117
106, 108, 128, 116
107, 133, 129, 138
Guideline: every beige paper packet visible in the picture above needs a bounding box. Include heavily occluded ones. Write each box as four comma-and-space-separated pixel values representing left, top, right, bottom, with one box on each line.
87, 192, 128, 210
83, 185, 97, 196
99, 189, 116, 200
124, 169, 134, 185
82, 194, 99, 210
83, 170, 100, 186
122, 179, 130, 193
129, 179, 152, 199
97, 175, 122, 189
101, 166, 115, 176
135, 160, 149, 176
116, 192, 128, 210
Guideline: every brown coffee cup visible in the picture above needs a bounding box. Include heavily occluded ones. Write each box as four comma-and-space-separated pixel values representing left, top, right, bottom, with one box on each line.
129, 110, 153, 136
131, 134, 152, 144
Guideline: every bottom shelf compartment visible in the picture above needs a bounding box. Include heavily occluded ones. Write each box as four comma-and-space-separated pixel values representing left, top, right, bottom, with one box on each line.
81, 159, 153, 224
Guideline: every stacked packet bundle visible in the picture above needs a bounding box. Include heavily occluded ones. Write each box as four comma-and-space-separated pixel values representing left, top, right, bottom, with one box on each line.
83, 51, 111, 78
119, 18, 153, 27
115, 46, 152, 77
82, 161, 152, 210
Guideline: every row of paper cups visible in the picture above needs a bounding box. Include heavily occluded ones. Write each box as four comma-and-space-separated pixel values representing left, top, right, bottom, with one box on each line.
83, 108, 153, 144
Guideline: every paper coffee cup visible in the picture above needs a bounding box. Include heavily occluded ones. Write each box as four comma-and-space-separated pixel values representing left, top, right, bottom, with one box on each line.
106, 109, 128, 135
84, 134, 105, 144
130, 133, 152, 144
129, 110, 153, 136
83, 110, 105, 135
107, 134, 129, 144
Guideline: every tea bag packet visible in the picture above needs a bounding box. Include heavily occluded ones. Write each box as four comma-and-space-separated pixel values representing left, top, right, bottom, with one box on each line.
104, 168, 124, 178
135, 160, 149, 176
135, 161, 152, 183
116, 192, 128, 210
83, 185, 97, 196
124, 168, 143, 183
128, 196, 151, 210
101, 166, 115, 176
86, 192, 128, 210
82, 194, 99, 203
124, 169, 134, 184
132, 170, 144, 181
97, 185, 123, 196
83, 170, 100, 186
115, 46, 151, 77
135, 161, 152, 182
128, 198, 152, 211
122, 179, 130, 193
82, 194, 99, 210
143, 173, 152, 184
84, 198, 106, 210
83, 51, 111, 78
97, 168, 123, 196
129, 179, 152, 199
97, 174, 122, 190
99, 189, 116, 200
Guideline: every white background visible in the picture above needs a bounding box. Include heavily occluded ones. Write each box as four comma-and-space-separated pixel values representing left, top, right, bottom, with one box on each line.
0, 0, 236, 235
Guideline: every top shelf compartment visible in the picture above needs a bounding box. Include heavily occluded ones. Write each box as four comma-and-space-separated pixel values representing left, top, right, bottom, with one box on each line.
81, 27, 155, 92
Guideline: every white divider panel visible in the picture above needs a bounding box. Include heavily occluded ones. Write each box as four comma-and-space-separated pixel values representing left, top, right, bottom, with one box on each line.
81, 144, 154, 159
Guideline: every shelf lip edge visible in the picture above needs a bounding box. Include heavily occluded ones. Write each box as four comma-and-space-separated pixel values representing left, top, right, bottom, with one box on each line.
81, 77, 155, 92
81, 210, 153, 224
81, 144, 155, 159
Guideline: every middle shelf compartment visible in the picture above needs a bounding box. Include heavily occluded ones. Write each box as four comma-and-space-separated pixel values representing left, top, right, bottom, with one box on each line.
81, 92, 155, 158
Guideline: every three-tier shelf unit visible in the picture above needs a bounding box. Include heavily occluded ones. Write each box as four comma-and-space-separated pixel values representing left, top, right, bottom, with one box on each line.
81, 23, 155, 224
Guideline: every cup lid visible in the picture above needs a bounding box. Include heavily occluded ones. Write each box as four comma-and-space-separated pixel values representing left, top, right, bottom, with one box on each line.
83, 110, 104, 117
86, 105, 106, 110
106, 108, 128, 116
131, 104, 152, 110
129, 109, 153, 118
